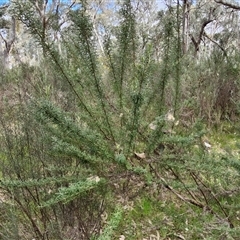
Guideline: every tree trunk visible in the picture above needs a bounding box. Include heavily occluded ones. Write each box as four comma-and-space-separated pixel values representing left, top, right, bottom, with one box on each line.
182, 0, 191, 54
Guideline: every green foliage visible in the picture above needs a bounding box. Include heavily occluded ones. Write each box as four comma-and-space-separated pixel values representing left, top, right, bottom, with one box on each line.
41, 177, 105, 207
33, 99, 112, 162
0, 1, 240, 239
96, 206, 123, 240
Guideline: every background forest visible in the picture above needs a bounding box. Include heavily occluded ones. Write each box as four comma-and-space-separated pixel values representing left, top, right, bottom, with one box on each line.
0, 0, 240, 239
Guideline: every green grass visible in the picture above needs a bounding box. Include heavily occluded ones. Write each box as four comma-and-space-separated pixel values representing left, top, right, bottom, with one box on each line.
111, 122, 240, 239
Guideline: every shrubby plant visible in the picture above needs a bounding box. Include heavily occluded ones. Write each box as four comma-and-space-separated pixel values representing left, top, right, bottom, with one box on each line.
0, 0, 239, 239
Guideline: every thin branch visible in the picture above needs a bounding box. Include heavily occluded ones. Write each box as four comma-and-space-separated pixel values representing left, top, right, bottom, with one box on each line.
34, 1, 43, 18
193, 173, 234, 228
69, 1, 76, 9
190, 19, 214, 54
198, 20, 214, 45
215, 0, 240, 10
169, 167, 198, 202
149, 164, 205, 209
190, 172, 210, 207
203, 31, 227, 57
0, 31, 6, 43
0, 4, 9, 10
0, 17, 16, 55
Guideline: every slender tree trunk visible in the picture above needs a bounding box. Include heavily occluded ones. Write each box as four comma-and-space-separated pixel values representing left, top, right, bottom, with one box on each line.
1, 16, 16, 68
182, 0, 190, 54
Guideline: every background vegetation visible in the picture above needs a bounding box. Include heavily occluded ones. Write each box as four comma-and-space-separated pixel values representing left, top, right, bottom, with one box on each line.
0, 0, 240, 239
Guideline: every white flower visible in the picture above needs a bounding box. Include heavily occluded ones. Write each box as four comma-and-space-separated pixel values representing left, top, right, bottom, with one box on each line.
203, 141, 211, 148
149, 122, 157, 130
165, 110, 175, 122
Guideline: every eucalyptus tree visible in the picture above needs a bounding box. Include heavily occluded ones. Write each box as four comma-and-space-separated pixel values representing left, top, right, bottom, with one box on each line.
11, 0, 74, 56
0, 4, 16, 67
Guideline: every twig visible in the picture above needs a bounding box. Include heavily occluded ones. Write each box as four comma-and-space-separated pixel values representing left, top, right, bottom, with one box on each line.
193, 173, 234, 228
190, 172, 210, 207
203, 31, 227, 57
169, 167, 199, 202
149, 163, 204, 209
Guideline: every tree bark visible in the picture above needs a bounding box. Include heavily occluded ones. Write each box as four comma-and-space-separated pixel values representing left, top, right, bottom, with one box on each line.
0, 16, 16, 67
190, 19, 214, 55
182, 0, 191, 54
